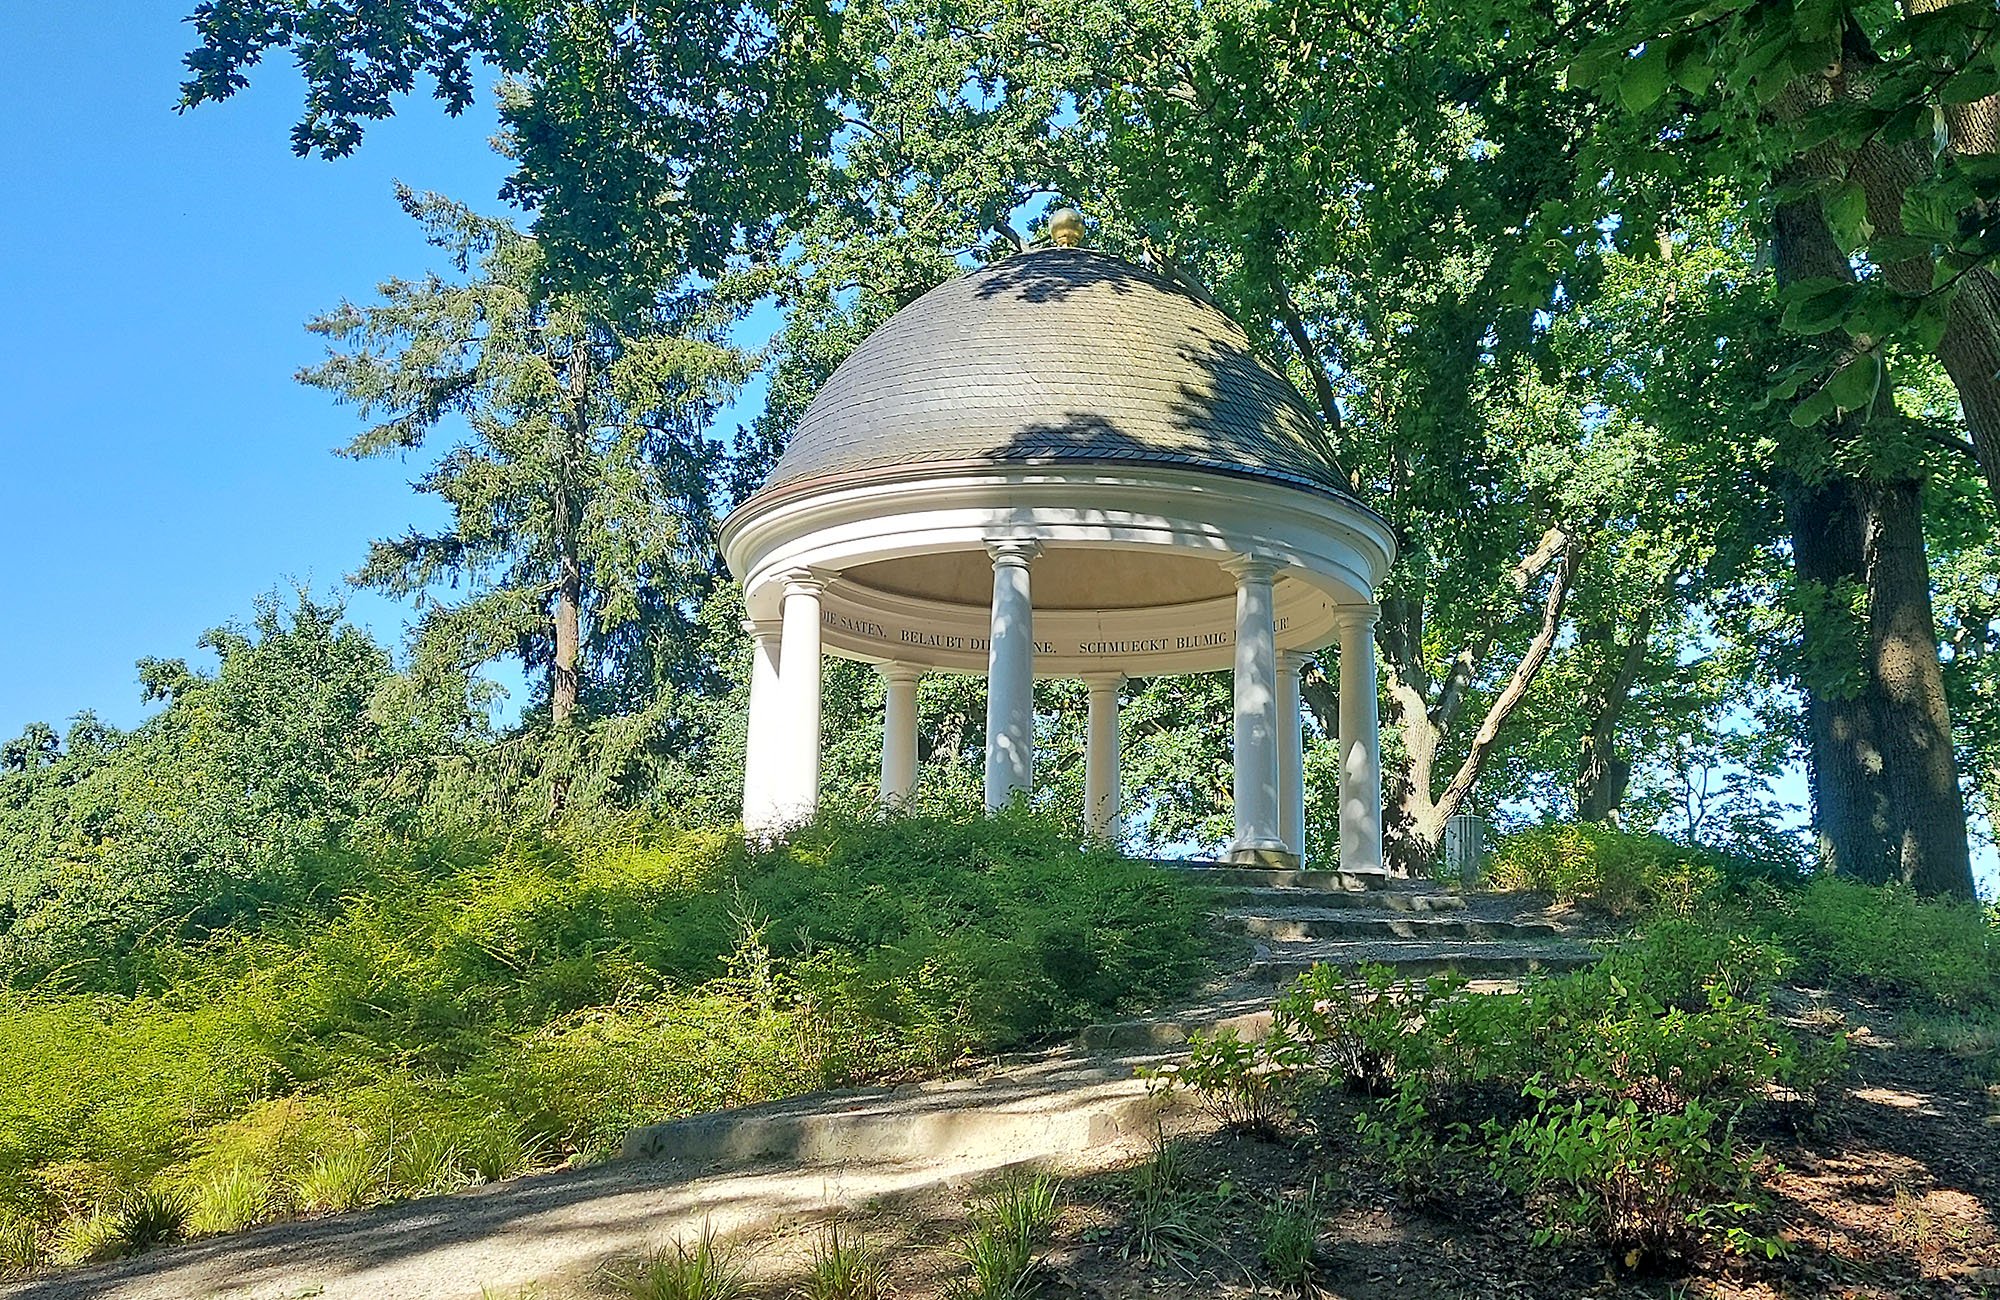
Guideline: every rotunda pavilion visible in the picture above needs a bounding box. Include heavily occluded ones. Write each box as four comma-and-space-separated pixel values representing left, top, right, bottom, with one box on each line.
720, 215, 1396, 875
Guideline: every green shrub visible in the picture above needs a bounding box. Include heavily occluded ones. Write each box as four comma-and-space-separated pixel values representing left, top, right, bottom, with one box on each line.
1762, 877, 1998, 1008
1180, 915, 1843, 1266
1492, 1089, 1768, 1266
1593, 918, 1787, 1008
1166, 1030, 1302, 1134
1487, 826, 1729, 917
1274, 963, 1472, 1096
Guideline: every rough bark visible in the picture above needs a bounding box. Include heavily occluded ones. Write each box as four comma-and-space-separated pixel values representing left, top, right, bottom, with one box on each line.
1808, 17, 2000, 520
1864, 475, 1976, 896
1576, 602, 1655, 824
1771, 190, 1976, 896
1378, 530, 1587, 873
1780, 471, 1898, 877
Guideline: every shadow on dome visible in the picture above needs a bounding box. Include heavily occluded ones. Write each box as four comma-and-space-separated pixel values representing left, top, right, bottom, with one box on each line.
969, 248, 1177, 305
974, 328, 1347, 498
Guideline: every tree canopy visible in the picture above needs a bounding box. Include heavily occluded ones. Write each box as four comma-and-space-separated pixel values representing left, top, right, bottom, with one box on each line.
8, 0, 1982, 914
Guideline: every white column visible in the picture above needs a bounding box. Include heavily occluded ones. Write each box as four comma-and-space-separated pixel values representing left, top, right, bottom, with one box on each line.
1083, 673, 1124, 840
984, 540, 1041, 810
1337, 605, 1385, 879
1277, 650, 1306, 864
773, 571, 827, 825
878, 662, 923, 806
1224, 555, 1287, 863
741, 619, 784, 833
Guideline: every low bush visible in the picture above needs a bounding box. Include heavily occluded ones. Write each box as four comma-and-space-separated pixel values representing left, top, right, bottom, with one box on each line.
1486, 825, 1736, 917
1760, 877, 1998, 1009
1167, 1031, 1301, 1134
1492, 1089, 1766, 1262
1167, 915, 1838, 1268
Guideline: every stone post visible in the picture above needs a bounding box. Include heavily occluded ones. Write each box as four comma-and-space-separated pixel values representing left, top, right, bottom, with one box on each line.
1083, 673, 1124, 840
1224, 555, 1289, 864
1337, 604, 1385, 880
878, 662, 923, 806
984, 540, 1041, 810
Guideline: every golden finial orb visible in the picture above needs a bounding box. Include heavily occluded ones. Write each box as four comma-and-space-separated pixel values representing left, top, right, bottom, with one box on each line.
1047, 208, 1086, 248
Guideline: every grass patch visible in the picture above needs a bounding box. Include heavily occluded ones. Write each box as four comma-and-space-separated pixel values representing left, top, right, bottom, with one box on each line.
608, 1222, 745, 1300
0, 809, 1212, 1263
946, 1171, 1061, 1300
798, 1224, 886, 1300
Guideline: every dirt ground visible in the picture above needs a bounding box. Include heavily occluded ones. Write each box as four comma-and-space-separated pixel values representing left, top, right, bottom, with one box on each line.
657, 994, 2000, 1300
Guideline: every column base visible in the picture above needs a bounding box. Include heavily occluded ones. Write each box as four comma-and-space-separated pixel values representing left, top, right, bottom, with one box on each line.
1227, 845, 1302, 869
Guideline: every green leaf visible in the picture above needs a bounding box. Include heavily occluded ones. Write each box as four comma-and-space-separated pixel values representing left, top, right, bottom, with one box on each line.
1672, 45, 1716, 96
1780, 279, 1854, 335
1790, 387, 1837, 427
1942, 64, 2000, 105
1825, 181, 1871, 252
1824, 353, 1883, 413
1619, 45, 1671, 113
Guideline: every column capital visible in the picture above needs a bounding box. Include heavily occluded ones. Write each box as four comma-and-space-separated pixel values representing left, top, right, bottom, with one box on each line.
776, 566, 832, 598
986, 538, 1044, 567
875, 661, 925, 684
1220, 552, 1281, 583
1334, 603, 1381, 633
741, 618, 784, 641
1082, 671, 1126, 692
1274, 648, 1308, 677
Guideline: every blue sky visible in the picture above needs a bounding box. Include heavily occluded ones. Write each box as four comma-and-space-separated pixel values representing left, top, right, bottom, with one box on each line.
0, 7, 524, 737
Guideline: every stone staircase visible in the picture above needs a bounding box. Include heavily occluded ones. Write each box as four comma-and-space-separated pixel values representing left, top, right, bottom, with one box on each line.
1077, 864, 1594, 1050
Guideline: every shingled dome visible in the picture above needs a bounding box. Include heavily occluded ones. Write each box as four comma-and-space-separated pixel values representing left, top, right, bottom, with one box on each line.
753, 247, 1355, 503
722, 224, 1395, 876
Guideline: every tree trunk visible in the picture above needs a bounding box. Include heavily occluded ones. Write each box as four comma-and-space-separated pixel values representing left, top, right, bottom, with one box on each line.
1378, 533, 1586, 873
1771, 191, 1975, 896
1576, 603, 1654, 824
552, 528, 582, 732
1864, 476, 1976, 897
1780, 471, 1897, 879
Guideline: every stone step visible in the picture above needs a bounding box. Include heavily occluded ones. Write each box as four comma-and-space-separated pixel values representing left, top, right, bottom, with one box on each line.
1077, 997, 1277, 1052
621, 1051, 1175, 1168
1248, 939, 1595, 985
1227, 910, 1563, 942
1202, 884, 1469, 912
1158, 863, 1448, 895
1074, 969, 1552, 1051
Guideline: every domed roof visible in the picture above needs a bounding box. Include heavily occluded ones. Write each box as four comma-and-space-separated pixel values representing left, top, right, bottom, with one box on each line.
751, 247, 1354, 502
